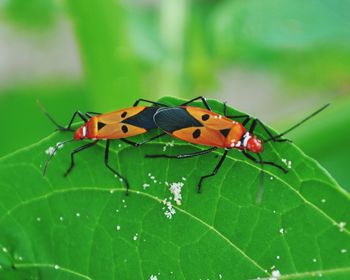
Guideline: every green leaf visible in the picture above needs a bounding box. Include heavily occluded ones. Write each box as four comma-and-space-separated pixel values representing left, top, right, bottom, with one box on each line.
0, 97, 349, 279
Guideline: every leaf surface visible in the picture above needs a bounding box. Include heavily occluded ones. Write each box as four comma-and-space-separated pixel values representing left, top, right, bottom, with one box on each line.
0, 97, 349, 280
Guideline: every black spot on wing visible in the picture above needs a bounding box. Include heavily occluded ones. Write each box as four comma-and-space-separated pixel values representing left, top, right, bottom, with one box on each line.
122, 107, 159, 130
192, 129, 201, 139
220, 129, 230, 137
121, 112, 127, 118
201, 114, 210, 121
98, 122, 106, 130
154, 107, 203, 133
121, 125, 128, 133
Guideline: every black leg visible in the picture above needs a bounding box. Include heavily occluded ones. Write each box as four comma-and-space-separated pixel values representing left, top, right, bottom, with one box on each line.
146, 147, 218, 159
120, 133, 167, 147
133, 99, 168, 107
37, 101, 88, 132
242, 151, 288, 173
64, 140, 98, 177
249, 119, 290, 143
61, 111, 88, 131
86, 112, 101, 118
104, 140, 129, 194
223, 102, 250, 120
197, 150, 229, 193
180, 96, 212, 110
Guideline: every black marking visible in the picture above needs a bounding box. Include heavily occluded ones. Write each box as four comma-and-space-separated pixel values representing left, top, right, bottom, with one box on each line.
192, 129, 201, 139
121, 112, 127, 118
122, 125, 128, 133
98, 122, 106, 130
220, 129, 230, 137
154, 107, 203, 133
201, 114, 210, 121
122, 107, 159, 130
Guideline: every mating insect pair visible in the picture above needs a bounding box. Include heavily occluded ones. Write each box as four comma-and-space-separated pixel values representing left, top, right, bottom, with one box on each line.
41, 97, 328, 196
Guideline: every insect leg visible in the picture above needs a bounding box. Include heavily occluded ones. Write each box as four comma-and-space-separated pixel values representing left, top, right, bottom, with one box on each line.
104, 140, 130, 194
64, 140, 98, 177
120, 133, 167, 147
223, 102, 250, 120
249, 119, 290, 143
180, 96, 212, 110
242, 151, 288, 173
197, 150, 229, 193
37, 101, 87, 131
146, 147, 218, 159
133, 99, 168, 107
86, 112, 101, 118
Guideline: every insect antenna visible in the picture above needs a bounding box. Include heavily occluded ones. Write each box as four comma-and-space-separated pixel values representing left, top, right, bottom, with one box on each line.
255, 153, 265, 204
43, 139, 75, 176
265, 104, 330, 142
37, 100, 73, 131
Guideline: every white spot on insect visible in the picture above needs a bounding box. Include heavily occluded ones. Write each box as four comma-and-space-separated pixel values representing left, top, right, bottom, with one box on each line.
242, 132, 251, 148
116, 225, 121, 231
143, 183, 150, 189
54, 264, 60, 270
270, 270, 281, 279
133, 233, 138, 241
82, 126, 87, 137
36, 217, 41, 222
162, 140, 175, 152
219, 115, 222, 119
313, 258, 317, 262
341, 249, 347, 253
169, 182, 184, 206
149, 275, 158, 280
321, 199, 326, 203
338, 221, 346, 232
76, 213, 80, 217
281, 158, 292, 169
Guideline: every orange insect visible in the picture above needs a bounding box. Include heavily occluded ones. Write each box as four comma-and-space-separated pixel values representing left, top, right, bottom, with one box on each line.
147, 99, 329, 194
40, 97, 211, 193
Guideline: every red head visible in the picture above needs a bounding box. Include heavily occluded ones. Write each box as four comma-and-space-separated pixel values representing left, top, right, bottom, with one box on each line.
242, 133, 263, 153
74, 125, 87, 140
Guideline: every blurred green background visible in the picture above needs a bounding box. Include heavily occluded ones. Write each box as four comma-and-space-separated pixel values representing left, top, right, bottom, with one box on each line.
0, 0, 349, 190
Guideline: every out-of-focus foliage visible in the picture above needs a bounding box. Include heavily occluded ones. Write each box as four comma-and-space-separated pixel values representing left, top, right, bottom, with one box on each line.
0, 0, 349, 187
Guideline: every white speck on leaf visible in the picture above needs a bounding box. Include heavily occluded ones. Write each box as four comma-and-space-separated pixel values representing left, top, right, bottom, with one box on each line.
163, 199, 176, 219
270, 270, 281, 279
133, 233, 138, 241
143, 183, 150, 189
116, 225, 121, 231
341, 249, 347, 253
321, 198, 326, 203
313, 258, 317, 262
54, 265, 60, 270
149, 275, 158, 280
59, 217, 63, 221
76, 213, 80, 217
338, 221, 346, 232
279, 228, 285, 235
169, 182, 184, 205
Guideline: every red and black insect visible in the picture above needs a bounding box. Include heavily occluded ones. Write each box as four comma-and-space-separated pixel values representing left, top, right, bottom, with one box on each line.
40, 97, 211, 192
146, 98, 329, 194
